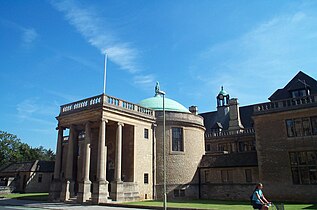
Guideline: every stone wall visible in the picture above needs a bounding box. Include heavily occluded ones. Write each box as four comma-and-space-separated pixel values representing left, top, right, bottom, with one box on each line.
200, 183, 255, 200
253, 106, 317, 202
155, 111, 205, 200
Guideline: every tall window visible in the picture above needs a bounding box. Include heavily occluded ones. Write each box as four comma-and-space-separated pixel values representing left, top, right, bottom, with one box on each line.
38, 174, 43, 183
245, 169, 252, 183
144, 173, 149, 184
286, 116, 317, 137
221, 170, 233, 183
172, 127, 183, 152
204, 170, 211, 183
144, 128, 149, 139
289, 151, 317, 185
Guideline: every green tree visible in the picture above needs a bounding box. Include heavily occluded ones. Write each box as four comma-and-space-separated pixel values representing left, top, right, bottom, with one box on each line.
0, 130, 55, 167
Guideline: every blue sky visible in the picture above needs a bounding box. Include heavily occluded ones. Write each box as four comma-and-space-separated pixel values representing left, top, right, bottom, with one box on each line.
1, 0, 317, 150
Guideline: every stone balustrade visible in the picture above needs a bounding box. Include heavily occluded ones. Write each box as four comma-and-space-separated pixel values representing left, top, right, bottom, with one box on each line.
254, 94, 317, 113
60, 94, 154, 117
205, 128, 255, 138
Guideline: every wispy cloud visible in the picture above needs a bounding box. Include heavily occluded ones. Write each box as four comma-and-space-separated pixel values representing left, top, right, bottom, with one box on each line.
133, 74, 155, 90
50, 0, 139, 73
191, 9, 317, 105
16, 98, 57, 125
0, 18, 38, 47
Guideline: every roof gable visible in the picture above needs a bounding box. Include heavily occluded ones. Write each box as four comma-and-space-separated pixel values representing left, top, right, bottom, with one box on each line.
269, 71, 317, 101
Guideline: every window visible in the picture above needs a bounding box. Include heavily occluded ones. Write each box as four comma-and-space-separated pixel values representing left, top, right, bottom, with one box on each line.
291, 89, 308, 98
172, 127, 183, 152
144, 173, 149, 184
289, 151, 317, 185
204, 170, 211, 183
311, 117, 317, 135
221, 170, 233, 183
245, 169, 252, 183
38, 174, 43, 183
206, 144, 211, 151
286, 116, 317, 137
218, 143, 231, 152
174, 189, 185, 197
238, 141, 256, 152
144, 128, 149, 139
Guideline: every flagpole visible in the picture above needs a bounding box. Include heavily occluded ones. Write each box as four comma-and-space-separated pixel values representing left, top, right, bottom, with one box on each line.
103, 53, 107, 94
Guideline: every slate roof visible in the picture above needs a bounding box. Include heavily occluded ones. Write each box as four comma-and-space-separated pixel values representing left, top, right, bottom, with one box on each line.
269, 71, 317, 101
0, 160, 54, 173
200, 105, 254, 133
199, 152, 258, 168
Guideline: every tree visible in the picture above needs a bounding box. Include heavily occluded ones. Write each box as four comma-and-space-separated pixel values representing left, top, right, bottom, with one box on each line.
0, 130, 55, 167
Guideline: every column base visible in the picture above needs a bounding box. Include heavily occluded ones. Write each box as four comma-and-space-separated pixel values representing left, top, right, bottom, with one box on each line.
49, 179, 61, 201
110, 181, 124, 201
92, 180, 110, 204
60, 180, 70, 201
77, 180, 92, 203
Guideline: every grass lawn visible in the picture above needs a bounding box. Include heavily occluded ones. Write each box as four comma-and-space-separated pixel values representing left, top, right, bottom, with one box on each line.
126, 200, 317, 210
1, 193, 49, 201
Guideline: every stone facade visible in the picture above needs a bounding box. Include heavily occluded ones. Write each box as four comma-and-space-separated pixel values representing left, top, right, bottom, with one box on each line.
0, 160, 54, 193
253, 104, 317, 202
155, 111, 205, 200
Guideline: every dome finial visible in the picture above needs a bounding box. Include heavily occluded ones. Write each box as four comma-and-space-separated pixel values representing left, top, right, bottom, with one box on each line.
155, 81, 160, 96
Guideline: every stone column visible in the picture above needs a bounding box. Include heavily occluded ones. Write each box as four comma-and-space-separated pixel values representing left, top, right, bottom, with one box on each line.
60, 125, 75, 201
77, 122, 92, 203
54, 127, 63, 179
115, 122, 124, 182
92, 119, 109, 204
111, 122, 124, 201
49, 127, 63, 201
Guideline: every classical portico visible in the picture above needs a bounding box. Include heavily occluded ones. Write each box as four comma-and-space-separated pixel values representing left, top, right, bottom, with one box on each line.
49, 94, 156, 203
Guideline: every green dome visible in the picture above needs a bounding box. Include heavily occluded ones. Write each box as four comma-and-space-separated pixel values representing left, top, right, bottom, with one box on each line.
138, 95, 190, 113
218, 86, 228, 96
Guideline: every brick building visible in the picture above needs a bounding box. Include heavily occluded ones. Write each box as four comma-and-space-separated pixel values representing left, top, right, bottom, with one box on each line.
199, 71, 317, 202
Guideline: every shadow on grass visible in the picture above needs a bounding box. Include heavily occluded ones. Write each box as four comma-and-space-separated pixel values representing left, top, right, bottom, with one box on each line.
303, 204, 317, 209
4, 193, 49, 201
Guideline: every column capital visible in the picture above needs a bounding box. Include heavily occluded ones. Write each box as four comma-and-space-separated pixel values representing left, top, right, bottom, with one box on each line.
117, 122, 124, 127
101, 118, 108, 123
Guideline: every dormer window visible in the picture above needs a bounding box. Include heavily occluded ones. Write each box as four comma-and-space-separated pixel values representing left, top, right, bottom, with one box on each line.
291, 89, 310, 98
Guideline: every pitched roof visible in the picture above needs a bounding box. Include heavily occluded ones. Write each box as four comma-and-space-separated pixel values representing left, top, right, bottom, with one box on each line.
200, 105, 254, 133
199, 152, 258, 168
269, 71, 317, 101
0, 160, 54, 173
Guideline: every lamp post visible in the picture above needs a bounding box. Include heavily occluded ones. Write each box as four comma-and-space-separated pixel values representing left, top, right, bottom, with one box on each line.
157, 90, 166, 210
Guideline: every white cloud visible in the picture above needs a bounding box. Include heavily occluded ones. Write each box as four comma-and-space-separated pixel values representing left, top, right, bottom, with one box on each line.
133, 74, 155, 90
50, 0, 139, 73
0, 18, 38, 47
192, 9, 317, 105
16, 98, 57, 125
22, 28, 38, 47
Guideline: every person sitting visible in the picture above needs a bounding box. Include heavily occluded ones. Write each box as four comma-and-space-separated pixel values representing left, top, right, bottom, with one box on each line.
251, 183, 271, 210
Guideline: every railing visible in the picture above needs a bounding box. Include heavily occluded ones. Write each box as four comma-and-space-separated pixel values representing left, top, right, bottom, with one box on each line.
254, 95, 317, 113
60, 94, 154, 117
105, 95, 154, 116
60, 95, 103, 114
205, 128, 255, 138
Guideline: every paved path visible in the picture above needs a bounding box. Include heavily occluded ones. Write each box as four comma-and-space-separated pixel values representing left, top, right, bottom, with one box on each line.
0, 198, 152, 210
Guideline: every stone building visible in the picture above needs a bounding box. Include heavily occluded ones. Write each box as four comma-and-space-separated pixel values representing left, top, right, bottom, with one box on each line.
50, 71, 316, 203
252, 71, 317, 202
199, 71, 317, 202
0, 160, 54, 193
49, 83, 205, 203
